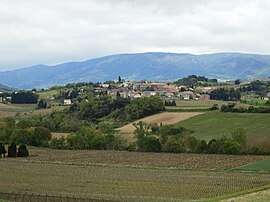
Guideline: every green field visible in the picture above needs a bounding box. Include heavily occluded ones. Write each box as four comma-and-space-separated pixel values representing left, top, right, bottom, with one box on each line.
235, 158, 270, 172
222, 188, 270, 202
38, 89, 67, 100
175, 111, 270, 141
0, 103, 66, 119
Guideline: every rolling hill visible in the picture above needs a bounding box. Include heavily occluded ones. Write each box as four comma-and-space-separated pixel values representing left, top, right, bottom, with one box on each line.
1, 52, 270, 89
0, 83, 16, 92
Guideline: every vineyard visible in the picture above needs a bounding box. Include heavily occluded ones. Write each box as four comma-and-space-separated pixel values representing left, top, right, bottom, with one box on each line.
1, 160, 270, 202
18, 147, 268, 170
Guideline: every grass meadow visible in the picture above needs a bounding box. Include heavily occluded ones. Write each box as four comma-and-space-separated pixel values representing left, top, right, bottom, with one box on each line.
174, 111, 270, 141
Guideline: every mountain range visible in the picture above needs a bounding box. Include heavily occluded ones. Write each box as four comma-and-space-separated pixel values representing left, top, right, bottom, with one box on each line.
1, 52, 270, 89
0, 84, 16, 93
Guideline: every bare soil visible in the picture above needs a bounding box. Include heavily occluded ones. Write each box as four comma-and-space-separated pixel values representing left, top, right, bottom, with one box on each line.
118, 112, 202, 134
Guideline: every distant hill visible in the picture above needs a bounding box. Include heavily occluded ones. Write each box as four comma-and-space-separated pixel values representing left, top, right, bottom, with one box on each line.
0, 52, 270, 89
0, 83, 16, 92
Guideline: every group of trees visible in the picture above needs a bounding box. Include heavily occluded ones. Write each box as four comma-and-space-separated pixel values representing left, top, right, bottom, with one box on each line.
240, 80, 270, 96
132, 122, 249, 155
175, 75, 218, 88
48, 125, 128, 150
133, 122, 189, 153
69, 95, 131, 122
164, 100, 177, 106
0, 142, 29, 158
210, 88, 241, 101
0, 118, 52, 147
112, 96, 165, 122
11, 91, 39, 104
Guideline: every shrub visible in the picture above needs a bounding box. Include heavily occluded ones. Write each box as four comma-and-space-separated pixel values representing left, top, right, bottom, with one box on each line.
49, 137, 66, 149
143, 135, 162, 152
164, 139, 184, 153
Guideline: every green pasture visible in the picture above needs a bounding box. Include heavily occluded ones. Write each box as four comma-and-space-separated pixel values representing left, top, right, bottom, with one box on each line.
235, 158, 270, 172
175, 111, 270, 141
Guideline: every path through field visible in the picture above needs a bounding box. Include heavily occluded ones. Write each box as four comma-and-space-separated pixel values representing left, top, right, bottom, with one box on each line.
118, 112, 202, 134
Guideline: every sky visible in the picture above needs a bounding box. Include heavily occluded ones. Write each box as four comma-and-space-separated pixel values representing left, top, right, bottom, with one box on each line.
1, 0, 270, 71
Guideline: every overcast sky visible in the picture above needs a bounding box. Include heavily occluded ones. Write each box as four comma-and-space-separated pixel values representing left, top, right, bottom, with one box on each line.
1, 0, 270, 71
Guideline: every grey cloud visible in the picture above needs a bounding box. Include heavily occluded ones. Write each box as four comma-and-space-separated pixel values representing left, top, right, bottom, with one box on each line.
0, 0, 270, 71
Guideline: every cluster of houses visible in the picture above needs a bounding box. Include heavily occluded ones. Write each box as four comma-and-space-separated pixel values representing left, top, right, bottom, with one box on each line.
95, 81, 212, 101
2, 81, 269, 106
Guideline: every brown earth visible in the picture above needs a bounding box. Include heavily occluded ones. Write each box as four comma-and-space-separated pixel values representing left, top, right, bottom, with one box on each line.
118, 112, 202, 134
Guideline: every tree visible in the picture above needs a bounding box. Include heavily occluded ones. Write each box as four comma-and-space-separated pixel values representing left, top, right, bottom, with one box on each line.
133, 121, 151, 151
164, 139, 184, 153
49, 137, 66, 149
10, 129, 33, 145
33, 127, 52, 146
8, 142, 17, 157
11, 91, 39, 104
3, 117, 16, 129
118, 76, 122, 83
210, 104, 219, 110
37, 99, 47, 109
235, 79, 241, 85
143, 135, 161, 152
231, 128, 247, 150
116, 91, 121, 99
17, 144, 29, 157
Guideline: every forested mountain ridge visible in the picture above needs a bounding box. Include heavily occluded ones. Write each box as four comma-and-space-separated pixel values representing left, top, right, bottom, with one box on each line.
1, 52, 270, 89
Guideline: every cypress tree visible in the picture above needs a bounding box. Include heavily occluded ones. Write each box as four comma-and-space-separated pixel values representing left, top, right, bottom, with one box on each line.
17, 144, 29, 157
8, 142, 17, 157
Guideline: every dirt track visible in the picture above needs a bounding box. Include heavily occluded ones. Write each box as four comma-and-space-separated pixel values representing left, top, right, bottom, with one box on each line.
118, 112, 202, 134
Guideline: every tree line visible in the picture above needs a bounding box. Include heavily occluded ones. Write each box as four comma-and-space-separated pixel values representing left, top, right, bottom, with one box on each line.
220, 103, 270, 113
175, 75, 218, 88
209, 88, 241, 101
131, 122, 251, 155
11, 91, 39, 104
